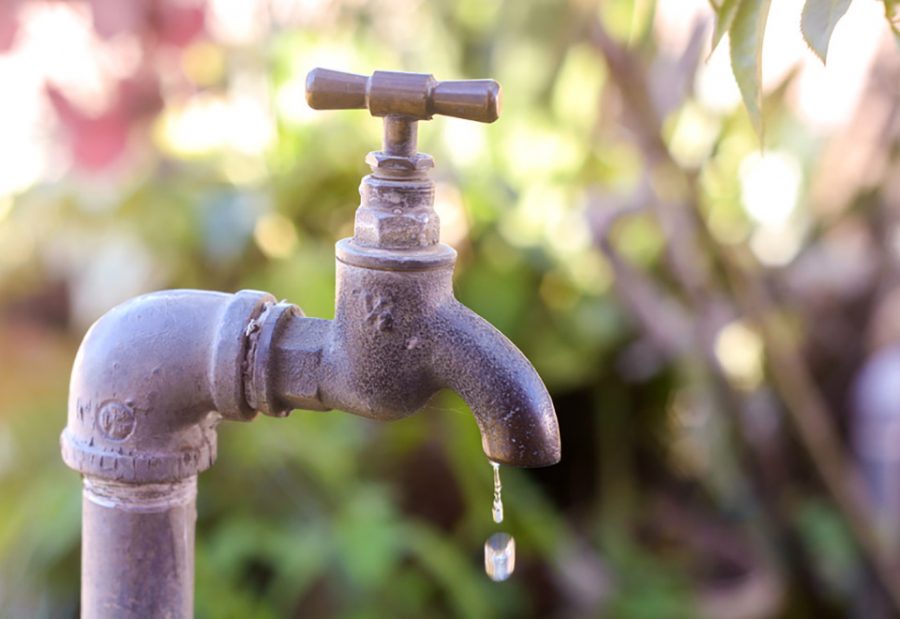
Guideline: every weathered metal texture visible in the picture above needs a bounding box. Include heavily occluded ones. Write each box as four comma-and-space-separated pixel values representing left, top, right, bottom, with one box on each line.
81, 476, 196, 618
235, 241, 559, 466
318, 240, 560, 466
305, 68, 501, 123
61, 289, 274, 484
306, 67, 499, 180
61, 68, 560, 617
295, 69, 558, 465
355, 175, 438, 248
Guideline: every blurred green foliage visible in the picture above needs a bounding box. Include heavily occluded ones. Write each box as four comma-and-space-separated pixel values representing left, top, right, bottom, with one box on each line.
2, 0, 898, 617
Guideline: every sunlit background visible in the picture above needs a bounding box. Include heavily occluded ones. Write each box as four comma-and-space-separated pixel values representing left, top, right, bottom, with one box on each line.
1, 0, 899, 617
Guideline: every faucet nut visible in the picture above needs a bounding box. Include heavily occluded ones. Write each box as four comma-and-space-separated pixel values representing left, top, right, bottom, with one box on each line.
353, 174, 440, 249
354, 206, 440, 249
364, 151, 435, 175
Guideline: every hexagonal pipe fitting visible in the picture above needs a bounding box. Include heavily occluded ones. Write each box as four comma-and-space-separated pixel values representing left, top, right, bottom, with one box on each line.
354, 176, 439, 249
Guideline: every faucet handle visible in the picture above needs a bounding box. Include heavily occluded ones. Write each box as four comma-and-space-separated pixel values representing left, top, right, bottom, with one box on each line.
305, 68, 501, 124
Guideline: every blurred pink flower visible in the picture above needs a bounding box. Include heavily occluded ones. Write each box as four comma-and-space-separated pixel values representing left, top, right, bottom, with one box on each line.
87, 0, 206, 46
0, 0, 22, 51
46, 72, 162, 170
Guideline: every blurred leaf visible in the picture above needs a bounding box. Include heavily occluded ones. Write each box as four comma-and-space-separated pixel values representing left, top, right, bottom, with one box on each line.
551, 44, 606, 133
793, 499, 857, 600
598, 0, 655, 44
709, 0, 742, 54
456, 258, 532, 336
334, 488, 402, 592
405, 523, 499, 619
885, 0, 900, 39
729, 0, 772, 139
800, 0, 852, 63
603, 528, 698, 619
196, 515, 331, 618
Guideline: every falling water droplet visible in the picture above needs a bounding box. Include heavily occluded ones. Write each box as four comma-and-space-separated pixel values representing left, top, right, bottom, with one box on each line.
484, 532, 515, 582
485, 461, 515, 581
491, 460, 503, 524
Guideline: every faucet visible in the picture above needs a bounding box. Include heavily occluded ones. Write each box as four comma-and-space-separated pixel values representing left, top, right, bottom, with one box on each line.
60, 68, 561, 618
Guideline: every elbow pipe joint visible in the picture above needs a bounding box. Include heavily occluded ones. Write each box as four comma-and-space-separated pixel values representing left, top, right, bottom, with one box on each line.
61, 289, 276, 483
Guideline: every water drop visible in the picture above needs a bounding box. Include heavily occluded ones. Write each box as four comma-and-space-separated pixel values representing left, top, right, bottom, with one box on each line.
484, 532, 515, 582
491, 460, 503, 524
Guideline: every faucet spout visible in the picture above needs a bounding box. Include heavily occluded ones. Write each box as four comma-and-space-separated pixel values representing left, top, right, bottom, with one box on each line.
433, 302, 560, 467
291, 239, 561, 468
296, 68, 559, 466
60, 68, 558, 618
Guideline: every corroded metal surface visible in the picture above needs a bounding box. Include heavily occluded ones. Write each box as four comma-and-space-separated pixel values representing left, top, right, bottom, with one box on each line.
354, 176, 438, 248
81, 476, 197, 619
61, 290, 274, 484
305, 68, 501, 123
62, 68, 560, 618
319, 247, 560, 465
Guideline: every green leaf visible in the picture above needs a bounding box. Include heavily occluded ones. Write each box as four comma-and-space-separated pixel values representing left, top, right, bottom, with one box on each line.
710, 0, 743, 55
729, 0, 772, 139
801, 0, 853, 63
885, 0, 900, 40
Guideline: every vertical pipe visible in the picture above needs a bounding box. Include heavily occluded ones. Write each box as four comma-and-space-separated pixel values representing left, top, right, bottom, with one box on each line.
81, 476, 197, 619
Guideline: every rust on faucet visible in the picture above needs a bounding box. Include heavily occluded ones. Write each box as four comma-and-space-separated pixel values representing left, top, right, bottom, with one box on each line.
60, 68, 560, 619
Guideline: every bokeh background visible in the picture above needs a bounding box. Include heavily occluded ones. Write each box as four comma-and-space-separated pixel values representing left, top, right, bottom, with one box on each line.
1, 0, 899, 617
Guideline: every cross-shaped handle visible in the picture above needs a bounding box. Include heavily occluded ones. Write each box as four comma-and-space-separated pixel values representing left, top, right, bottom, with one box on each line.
305, 68, 501, 124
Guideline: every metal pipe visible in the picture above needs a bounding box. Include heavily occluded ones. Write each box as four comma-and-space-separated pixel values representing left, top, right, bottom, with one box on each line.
81, 477, 197, 619
62, 68, 561, 615
61, 290, 273, 619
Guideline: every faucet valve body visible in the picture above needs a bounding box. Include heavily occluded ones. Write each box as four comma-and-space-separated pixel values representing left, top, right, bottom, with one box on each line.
302, 67, 560, 466
62, 67, 560, 619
